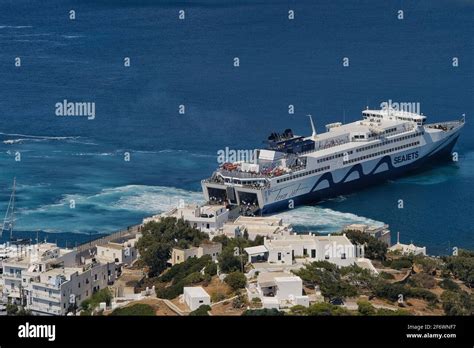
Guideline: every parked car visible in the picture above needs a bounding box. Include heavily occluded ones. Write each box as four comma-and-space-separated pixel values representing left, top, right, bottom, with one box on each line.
329, 298, 344, 306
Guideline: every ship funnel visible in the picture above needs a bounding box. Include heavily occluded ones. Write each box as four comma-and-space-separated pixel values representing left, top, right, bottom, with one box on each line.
307, 114, 316, 137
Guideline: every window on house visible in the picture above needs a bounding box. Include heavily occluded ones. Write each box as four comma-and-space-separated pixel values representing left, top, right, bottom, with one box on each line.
325, 254, 330, 260
341, 253, 346, 259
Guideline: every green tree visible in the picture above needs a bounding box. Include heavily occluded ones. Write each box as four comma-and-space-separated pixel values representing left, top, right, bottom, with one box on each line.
224, 272, 247, 291
204, 262, 218, 276
136, 217, 209, 277
344, 230, 388, 260
294, 261, 358, 299
443, 252, 474, 287
218, 249, 241, 273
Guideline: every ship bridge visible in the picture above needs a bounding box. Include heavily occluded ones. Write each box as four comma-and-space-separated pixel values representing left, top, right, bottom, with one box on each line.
363, 108, 427, 126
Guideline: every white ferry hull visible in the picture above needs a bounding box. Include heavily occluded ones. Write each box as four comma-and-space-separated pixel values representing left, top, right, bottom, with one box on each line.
260, 131, 460, 214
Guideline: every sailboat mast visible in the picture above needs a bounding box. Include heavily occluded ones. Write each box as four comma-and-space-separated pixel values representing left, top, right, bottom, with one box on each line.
1, 177, 16, 240
10, 178, 16, 240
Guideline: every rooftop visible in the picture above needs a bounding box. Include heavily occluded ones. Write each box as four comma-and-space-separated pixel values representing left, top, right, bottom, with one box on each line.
183, 286, 210, 297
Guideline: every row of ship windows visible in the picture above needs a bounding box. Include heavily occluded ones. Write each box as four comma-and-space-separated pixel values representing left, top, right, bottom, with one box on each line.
344, 141, 420, 164
367, 127, 397, 138
356, 131, 424, 153
317, 151, 354, 163
276, 166, 330, 183
316, 131, 423, 164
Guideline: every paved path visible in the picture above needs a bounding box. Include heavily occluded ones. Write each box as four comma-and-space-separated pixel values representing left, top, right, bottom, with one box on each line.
162, 299, 186, 316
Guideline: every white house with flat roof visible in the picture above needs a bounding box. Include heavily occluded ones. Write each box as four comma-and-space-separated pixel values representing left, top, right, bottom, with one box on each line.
183, 286, 211, 311
247, 272, 309, 309
223, 215, 292, 241
96, 234, 139, 266
244, 233, 377, 274
144, 204, 229, 238
245, 233, 358, 267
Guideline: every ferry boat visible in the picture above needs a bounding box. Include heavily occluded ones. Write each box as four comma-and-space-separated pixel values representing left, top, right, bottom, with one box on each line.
201, 108, 465, 215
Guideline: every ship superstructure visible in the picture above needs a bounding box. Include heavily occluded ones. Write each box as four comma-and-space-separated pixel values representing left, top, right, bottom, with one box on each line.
202, 108, 464, 215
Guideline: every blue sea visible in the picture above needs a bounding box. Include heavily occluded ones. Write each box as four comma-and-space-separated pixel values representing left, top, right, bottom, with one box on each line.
0, 0, 472, 255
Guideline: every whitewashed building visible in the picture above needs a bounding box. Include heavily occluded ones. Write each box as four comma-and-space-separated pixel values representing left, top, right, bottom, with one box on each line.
1, 242, 76, 305
223, 215, 292, 241
343, 223, 391, 246
245, 234, 358, 267
144, 204, 229, 237
183, 286, 211, 311
24, 260, 116, 316
244, 233, 378, 274
247, 272, 309, 309
96, 234, 139, 266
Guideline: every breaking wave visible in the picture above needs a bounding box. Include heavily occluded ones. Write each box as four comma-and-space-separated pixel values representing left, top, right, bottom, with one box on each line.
274, 205, 384, 234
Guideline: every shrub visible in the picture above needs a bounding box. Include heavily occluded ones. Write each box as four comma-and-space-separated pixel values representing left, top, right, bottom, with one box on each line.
439, 278, 460, 292
440, 290, 474, 316
374, 283, 409, 302
390, 258, 413, 270
224, 272, 247, 291
232, 294, 247, 309
410, 273, 436, 289
305, 302, 352, 316
443, 253, 474, 287
189, 305, 211, 316
357, 300, 376, 316
376, 308, 411, 316
211, 292, 226, 303
379, 272, 395, 280
289, 305, 307, 315
409, 287, 438, 304
81, 288, 113, 312
111, 304, 155, 316
243, 308, 284, 316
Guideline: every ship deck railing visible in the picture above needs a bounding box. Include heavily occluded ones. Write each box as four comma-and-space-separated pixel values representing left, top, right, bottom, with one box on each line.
297, 124, 417, 156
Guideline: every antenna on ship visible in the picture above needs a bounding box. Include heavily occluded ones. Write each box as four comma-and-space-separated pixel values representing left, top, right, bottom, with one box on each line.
1, 177, 16, 240
307, 114, 317, 138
